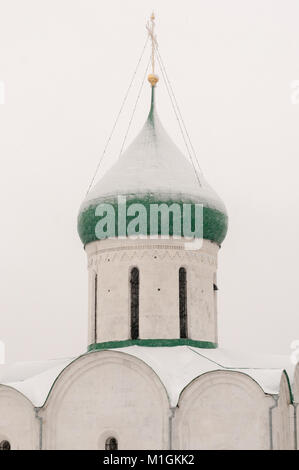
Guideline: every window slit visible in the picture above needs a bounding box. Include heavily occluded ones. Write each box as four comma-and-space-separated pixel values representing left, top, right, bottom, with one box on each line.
130, 268, 139, 340
94, 273, 98, 343
179, 267, 187, 338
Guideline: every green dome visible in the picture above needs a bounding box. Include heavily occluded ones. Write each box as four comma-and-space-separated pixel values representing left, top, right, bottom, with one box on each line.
78, 88, 228, 246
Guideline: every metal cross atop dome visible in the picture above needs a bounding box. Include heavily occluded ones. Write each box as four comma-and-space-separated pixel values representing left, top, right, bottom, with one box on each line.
146, 12, 159, 87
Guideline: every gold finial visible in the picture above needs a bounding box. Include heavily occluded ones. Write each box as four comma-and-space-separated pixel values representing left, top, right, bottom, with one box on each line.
146, 11, 159, 86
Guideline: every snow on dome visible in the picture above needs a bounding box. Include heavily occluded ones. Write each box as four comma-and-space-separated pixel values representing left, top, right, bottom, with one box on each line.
82, 92, 226, 212
78, 87, 228, 246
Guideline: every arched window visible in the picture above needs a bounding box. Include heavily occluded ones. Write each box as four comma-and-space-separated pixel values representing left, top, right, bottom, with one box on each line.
130, 267, 139, 340
0, 440, 11, 450
105, 437, 118, 450
179, 267, 187, 338
94, 273, 98, 343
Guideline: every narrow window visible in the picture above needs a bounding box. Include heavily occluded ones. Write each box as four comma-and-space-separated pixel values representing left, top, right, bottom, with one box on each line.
213, 278, 218, 330
213, 274, 218, 313
94, 273, 98, 343
0, 440, 11, 450
105, 437, 118, 450
130, 267, 139, 340
179, 267, 187, 338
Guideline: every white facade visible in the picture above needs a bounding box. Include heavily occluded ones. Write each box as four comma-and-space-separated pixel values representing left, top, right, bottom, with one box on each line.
0, 57, 297, 450
86, 238, 218, 346
1, 148, 298, 449
0, 350, 298, 450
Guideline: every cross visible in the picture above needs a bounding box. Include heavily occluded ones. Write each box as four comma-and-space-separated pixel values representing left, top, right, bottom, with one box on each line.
146, 12, 158, 75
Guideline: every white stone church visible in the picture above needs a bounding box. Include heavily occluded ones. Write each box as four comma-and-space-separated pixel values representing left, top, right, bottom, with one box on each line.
0, 23, 299, 450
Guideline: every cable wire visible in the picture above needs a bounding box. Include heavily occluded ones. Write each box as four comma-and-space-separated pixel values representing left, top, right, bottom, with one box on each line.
155, 46, 203, 186
157, 48, 203, 173
85, 36, 149, 196
118, 57, 151, 158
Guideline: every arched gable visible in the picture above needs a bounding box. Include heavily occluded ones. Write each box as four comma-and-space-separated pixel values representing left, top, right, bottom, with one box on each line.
41, 350, 170, 450
174, 370, 274, 450
0, 385, 38, 450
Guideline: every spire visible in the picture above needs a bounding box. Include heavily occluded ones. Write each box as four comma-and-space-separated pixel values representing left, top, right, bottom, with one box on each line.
148, 83, 156, 123
146, 12, 159, 87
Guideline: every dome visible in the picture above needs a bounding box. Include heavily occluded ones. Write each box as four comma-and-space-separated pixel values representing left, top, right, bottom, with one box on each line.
78, 87, 228, 246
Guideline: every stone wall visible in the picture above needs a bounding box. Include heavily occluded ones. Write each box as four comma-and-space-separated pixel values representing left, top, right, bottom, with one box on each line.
85, 238, 219, 346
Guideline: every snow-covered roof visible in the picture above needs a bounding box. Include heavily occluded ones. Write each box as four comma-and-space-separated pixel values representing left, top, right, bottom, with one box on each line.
80, 88, 227, 214
114, 346, 294, 405
0, 347, 294, 408
0, 358, 73, 406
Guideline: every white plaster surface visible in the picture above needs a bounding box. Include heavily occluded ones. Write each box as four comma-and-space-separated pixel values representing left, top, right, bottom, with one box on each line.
86, 238, 219, 345
0, 349, 296, 449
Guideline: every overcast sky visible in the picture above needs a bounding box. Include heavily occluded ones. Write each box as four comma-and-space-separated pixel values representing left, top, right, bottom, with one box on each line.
0, 0, 299, 363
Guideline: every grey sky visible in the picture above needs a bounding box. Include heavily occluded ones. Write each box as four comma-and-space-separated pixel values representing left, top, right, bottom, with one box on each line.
0, 0, 298, 363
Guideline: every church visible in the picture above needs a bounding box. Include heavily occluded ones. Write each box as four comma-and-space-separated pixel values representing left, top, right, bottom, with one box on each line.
0, 15, 298, 450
